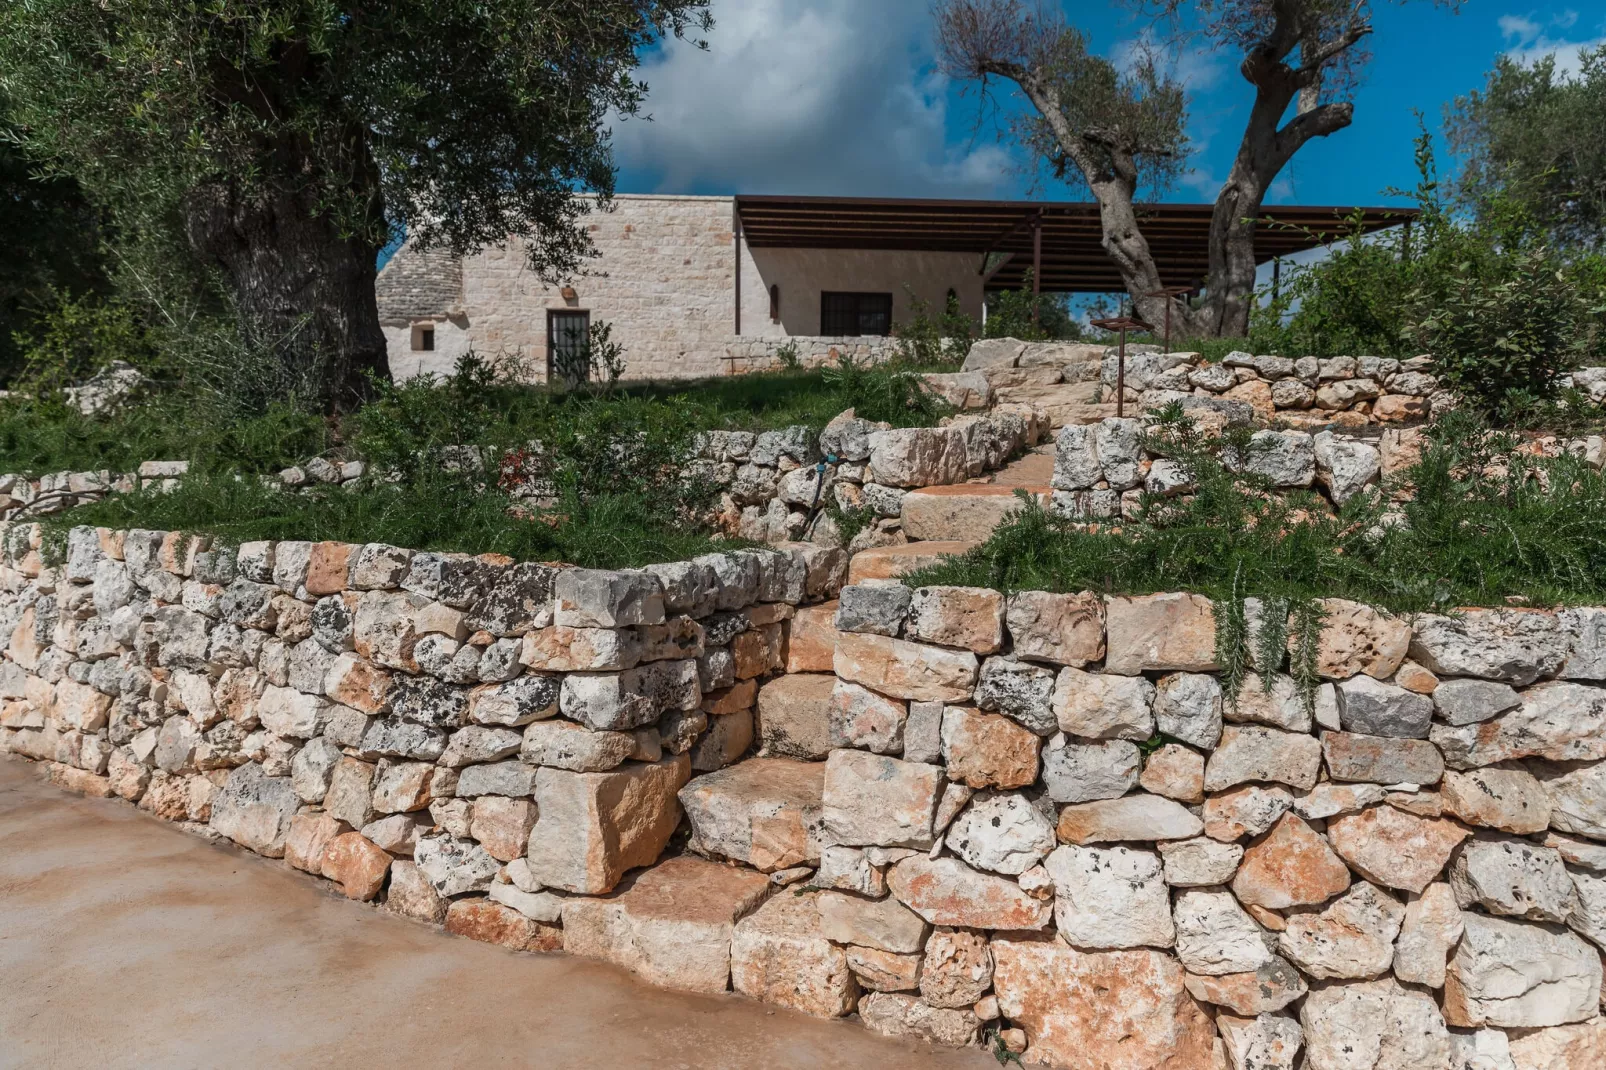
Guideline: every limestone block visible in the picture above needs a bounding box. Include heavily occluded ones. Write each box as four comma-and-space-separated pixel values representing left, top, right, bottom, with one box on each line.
320, 831, 392, 901
1300, 977, 1451, 1070
755, 673, 834, 760
1232, 812, 1351, 910
1057, 793, 1204, 844
1104, 592, 1218, 675
445, 898, 562, 952
822, 750, 941, 848
561, 856, 771, 995
1046, 844, 1174, 949
524, 754, 690, 894
1040, 738, 1141, 804
678, 756, 824, 872
990, 937, 1216, 1070
1004, 589, 1105, 668
1431, 682, 1606, 768
905, 584, 1005, 654
834, 631, 977, 703
945, 791, 1056, 875
1053, 666, 1156, 741
1278, 882, 1405, 980
207, 762, 299, 857
887, 855, 1051, 930
1327, 805, 1471, 893
1409, 609, 1567, 686
939, 706, 1040, 790
1444, 912, 1602, 1028
730, 891, 858, 1018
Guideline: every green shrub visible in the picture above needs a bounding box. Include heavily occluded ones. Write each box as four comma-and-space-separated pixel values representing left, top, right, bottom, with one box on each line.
1412, 244, 1580, 418
821, 351, 950, 426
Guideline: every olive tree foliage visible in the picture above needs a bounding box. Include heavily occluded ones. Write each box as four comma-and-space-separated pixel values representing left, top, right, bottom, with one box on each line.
0, 1, 712, 410
1448, 45, 1606, 251
935, 0, 1432, 338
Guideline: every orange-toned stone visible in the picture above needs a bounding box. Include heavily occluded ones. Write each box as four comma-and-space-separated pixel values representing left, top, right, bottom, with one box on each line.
469, 796, 538, 862
1373, 395, 1428, 422
1225, 379, 1275, 422
323, 653, 390, 714
137, 774, 190, 821
1104, 593, 1218, 675
887, 856, 1051, 930
701, 678, 757, 715
561, 856, 772, 994
939, 706, 1039, 790
731, 891, 859, 1018
445, 898, 563, 952
1394, 660, 1439, 694
847, 542, 977, 585
835, 631, 978, 704
731, 623, 783, 680
1306, 598, 1410, 680
784, 601, 840, 673
284, 812, 350, 874
45, 762, 114, 797
905, 585, 1006, 654
320, 831, 392, 901
304, 541, 353, 596
1231, 812, 1351, 909
1327, 804, 1472, 894
159, 531, 208, 576
991, 936, 1217, 1070
1139, 743, 1205, 802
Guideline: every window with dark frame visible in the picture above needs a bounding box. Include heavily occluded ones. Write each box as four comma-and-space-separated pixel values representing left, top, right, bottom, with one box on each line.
547, 309, 591, 385
412, 325, 435, 352
820, 291, 893, 336
769, 283, 780, 323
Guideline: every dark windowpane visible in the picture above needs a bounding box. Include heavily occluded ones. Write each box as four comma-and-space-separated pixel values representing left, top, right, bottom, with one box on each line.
549, 311, 591, 385
420, 327, 434, 352
821, 292, 893, 337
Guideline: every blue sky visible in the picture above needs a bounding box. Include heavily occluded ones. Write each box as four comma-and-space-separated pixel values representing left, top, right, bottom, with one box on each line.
612, 0, 1606, 209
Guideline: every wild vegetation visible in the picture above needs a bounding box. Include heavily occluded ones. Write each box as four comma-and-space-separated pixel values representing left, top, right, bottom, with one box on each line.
910, 406, 1606, 614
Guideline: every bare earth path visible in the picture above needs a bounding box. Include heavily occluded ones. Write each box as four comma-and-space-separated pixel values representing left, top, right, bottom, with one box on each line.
0, 758, 995, 1070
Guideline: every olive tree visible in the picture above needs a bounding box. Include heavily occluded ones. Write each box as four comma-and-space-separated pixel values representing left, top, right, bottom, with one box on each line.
935, 0, 1435, 338
0, 1, 711, 409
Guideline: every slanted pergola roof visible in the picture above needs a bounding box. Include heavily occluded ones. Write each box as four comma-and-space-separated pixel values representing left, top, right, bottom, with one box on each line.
734, 195, 1416, 294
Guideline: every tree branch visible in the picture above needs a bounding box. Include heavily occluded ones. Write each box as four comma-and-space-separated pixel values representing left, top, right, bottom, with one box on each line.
1295, 20, 1372, 82
1274, 100, 1355, 160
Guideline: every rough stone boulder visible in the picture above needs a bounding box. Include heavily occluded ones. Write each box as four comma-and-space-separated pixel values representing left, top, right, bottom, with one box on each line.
991, 935, 1217, 1070
1443, 912, 1602, 1028
524, 754, 690, 894
834, 632, 978, 704
887, 855, 1051, 930
1299, 977, 1451, 1070
1104, 593, 1218, 675
822, 750, 942, 849
561, 856, 772, 995
678, 756, 824, 872
208, 762, 299, 857
730, 891, 859, 1018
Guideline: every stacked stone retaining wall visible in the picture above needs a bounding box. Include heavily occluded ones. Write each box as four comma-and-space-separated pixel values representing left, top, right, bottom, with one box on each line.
4, 518, 1605, 1068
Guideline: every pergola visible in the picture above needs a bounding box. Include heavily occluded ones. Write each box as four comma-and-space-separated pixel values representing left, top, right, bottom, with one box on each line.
734, 194, 1417, 295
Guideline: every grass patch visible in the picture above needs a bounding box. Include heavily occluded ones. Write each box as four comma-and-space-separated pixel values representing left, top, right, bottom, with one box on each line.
0, 351, 954, 478
49, 473, 737, 568
908, 408, 1606, 614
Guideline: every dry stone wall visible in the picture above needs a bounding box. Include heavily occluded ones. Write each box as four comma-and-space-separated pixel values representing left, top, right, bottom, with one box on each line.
5, 515, 1606, 1069
963, 339, 1470, 431
1051, 412, 1606, 518
697, 406, 1049, 546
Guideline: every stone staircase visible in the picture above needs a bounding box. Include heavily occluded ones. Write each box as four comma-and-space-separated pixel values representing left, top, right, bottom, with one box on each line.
894, 442, 1055, 544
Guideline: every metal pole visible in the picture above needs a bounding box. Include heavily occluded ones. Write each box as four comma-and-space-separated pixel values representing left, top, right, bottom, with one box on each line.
733, 211, 742, 336
1032, 217, 1042, 328
1116, 327, 1127, 419
1163, 299, 1172, 354
1272, 257, 1282, 302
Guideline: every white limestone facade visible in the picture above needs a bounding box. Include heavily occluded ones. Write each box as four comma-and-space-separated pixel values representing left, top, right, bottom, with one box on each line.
376, 194, 985, 382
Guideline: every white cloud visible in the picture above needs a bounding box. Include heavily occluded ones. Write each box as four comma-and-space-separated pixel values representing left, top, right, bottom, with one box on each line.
1111, 29, 1227, 94
610, 0, 1015, 197
1499, 10, 1605, 75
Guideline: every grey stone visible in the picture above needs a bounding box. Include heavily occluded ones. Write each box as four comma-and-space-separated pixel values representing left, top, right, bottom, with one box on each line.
834, 582, 911, 637
1051, 424, 1100, 490
1094, 418, 1144, 490
1449, 837, 1579, 923
974, 656, 1057, 736
208, 763, 299, 857
456, 760, 539, 798
1433, 678, 1521, 725
553, 568, 665, 629
1158, 837, 1244, 887
1336, 675, 1434, 738
1172, 888, 1274, 976
1534, 760, 1606, 839
290, 736, 342, 803
1409, 610, 1568, 686
945, 792, 1056, 876
1039, 739, 1141, 804
1447, 912, 1602, 1027
1313, 432, 1381, 505
414, 833, 500, 896
1046, 843, 1174, 950
559, 660, 700, 732
1153, 672, 1224, 749
1246, 430, 1315, 487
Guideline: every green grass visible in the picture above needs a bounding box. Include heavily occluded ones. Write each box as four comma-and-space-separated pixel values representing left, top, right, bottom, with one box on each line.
48, 473, 738, 568
0, 352, 954, 478
908, 409, 1606, 614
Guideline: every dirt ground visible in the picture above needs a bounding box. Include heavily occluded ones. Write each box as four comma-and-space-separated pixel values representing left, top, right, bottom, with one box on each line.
0, 757, 996, 1070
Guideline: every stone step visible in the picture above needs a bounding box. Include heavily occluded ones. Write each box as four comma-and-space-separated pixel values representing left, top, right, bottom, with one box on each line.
900, 484, 1051, 542
678, 756, 825, 873
846, 542, 976, 585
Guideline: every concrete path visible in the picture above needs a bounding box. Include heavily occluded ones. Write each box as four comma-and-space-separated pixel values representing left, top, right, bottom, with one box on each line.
0, 758, 995, 1070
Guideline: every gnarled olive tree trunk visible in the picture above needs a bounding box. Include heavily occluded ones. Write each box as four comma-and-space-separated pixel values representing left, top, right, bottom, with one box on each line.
184, 160, 389, 412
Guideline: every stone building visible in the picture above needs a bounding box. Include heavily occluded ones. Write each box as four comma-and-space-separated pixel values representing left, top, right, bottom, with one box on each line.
375, 193, 1413, 384
376, 194, 983, 383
